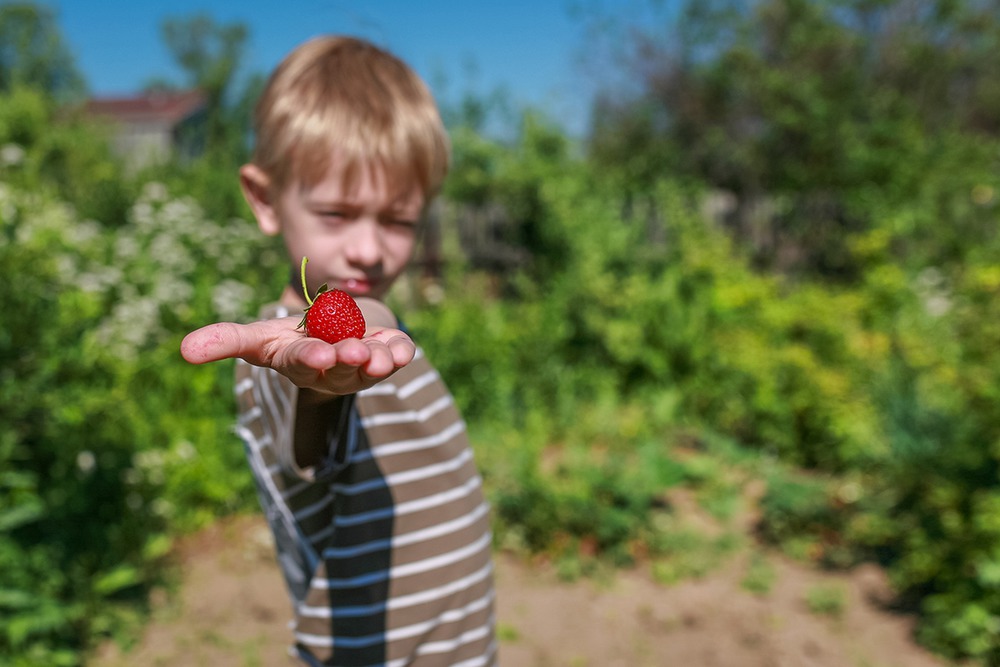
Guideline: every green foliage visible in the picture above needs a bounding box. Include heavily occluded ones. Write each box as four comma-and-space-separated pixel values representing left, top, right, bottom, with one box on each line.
0, 85, 134, 224
0, 2, 85, 101
0, 176, 283, 663
158, 13, 259, 163
416, 104, 1000, 662
3, 4, 1000, 662
573, 5, 1000, 654
741, 552, 777, 596
587, 0, 1000, 277
805, 584, 846, 618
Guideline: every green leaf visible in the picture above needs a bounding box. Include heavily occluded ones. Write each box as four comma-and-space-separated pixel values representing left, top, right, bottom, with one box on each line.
92, 564, 141, 596
0, 498, 44, 531
0, 588, 34, 609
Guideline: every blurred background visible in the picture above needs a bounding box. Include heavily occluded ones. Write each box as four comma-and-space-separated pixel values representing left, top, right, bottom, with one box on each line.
2, 0, 999, 664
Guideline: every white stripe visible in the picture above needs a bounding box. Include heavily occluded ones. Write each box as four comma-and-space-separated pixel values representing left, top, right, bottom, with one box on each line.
412, 618, 496, 660
299, 559, 493, 618
358, 365, 436, 401
311, 530, 492, 589
302, 488, 488, 568
437, 639, 498, 667
390, 559, 493, 613
359, 394, 453, 428
354, 420, 466, 463
237, 369, 320, 578
369, 419, 465, 458
358, 382, 396, 397
255, 365, 293, 421
234, 376, 254, 395
296, 587, 494, 649
333, 475, 482, 527
330, 446, 472, 496
281, 478, 311, 499
359, 350, 427, 397
322, 500, 490, 559
307, 523, 334, 545
293, 494, 333, 522
396, 369, 438, 400
238, 404, 262, 424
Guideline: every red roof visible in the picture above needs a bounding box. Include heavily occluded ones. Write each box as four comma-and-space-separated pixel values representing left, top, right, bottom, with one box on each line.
85, 90, 206, 124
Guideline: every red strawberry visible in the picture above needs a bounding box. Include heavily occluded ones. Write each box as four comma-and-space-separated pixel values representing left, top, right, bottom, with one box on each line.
297, 258, 366, 343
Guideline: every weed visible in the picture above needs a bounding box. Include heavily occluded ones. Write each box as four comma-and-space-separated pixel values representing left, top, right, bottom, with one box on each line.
805, 584, 847, 618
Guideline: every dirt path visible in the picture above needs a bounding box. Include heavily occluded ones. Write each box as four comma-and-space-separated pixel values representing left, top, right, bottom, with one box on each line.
93, 514, 953, 667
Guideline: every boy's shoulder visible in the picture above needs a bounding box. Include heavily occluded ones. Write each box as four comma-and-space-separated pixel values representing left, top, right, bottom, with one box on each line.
258, 301, 297, 320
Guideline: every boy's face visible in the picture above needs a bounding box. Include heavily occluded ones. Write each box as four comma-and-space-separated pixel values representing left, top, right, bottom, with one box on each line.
246, 158, 425, 302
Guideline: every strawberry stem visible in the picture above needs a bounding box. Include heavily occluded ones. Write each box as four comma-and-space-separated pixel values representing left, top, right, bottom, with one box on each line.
300, 256, 313, 307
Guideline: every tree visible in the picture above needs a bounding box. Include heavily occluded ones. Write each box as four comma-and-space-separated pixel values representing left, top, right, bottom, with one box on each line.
586, 0, 1000, 277
0, 2, 85, 101
160, 13, 252, 159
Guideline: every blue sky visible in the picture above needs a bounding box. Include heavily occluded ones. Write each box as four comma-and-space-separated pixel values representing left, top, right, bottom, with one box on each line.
46, 0, 649, 136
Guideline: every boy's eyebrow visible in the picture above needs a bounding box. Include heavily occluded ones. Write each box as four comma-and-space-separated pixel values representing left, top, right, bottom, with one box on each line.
302, 194, 356, 208
300, 188, 365, 209
302, 193, 423, 216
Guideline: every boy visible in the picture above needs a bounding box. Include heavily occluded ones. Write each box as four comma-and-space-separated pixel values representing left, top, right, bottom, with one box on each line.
181, 36, 496, 666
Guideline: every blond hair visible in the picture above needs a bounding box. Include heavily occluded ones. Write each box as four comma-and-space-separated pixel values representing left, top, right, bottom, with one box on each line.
251, 36, 449, 200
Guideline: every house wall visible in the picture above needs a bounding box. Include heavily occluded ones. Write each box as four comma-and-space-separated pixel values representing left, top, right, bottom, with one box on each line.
109, 119, 174, 171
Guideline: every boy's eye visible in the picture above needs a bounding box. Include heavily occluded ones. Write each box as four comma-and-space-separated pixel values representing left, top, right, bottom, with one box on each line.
317, 210, 355, 226
382, 218, 418, 232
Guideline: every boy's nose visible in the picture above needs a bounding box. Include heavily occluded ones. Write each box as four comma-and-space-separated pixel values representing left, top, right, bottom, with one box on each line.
345, 218, 383, 267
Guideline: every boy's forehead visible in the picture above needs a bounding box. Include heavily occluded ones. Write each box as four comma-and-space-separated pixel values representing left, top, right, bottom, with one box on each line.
297, 160, 424, 208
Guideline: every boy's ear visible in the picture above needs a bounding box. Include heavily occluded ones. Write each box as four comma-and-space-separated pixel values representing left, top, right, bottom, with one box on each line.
239, 164, 282, 236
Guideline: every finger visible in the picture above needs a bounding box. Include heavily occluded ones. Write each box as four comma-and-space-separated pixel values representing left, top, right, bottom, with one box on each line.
181, 322, 254, 364
386, 334, 416, 367
364, 328, 416, 367
358, 343, 398, 379
359, 335, 415, 378
282, 335, 342, 370
182, 319, 301, 366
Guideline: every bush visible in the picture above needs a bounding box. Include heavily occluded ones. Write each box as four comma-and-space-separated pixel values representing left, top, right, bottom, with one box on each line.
418, 118, 1000, 662
0, 179, 283, 663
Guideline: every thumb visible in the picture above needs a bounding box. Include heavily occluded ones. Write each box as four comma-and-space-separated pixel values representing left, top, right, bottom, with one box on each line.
180, 322, 260, 365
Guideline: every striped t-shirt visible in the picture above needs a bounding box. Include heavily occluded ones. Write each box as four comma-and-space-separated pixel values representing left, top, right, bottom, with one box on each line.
233, 304, 497, 666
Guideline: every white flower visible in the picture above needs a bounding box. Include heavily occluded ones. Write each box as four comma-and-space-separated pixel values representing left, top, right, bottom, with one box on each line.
212, 279, 256, 321
133, 449, 164, 470
126, 493, 143, 510
0, 143, 25, 167
0, 200, 15, 223
93, 296, 163, 359
151, 498, 173, 517
915, 267, 944, 291
924, 294, 952, 317
914, 267, 952, 318
76, 450, 96, 474
141, 181, 168, 203
114, 235, 141, 262
132, 203, 159, 230
173, 440, 197, 461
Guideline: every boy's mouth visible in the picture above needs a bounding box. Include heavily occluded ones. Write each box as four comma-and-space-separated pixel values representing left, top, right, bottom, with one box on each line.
343, 277, 375, 295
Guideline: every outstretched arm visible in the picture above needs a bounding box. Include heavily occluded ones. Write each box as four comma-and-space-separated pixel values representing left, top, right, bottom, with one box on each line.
180, 298, 415, 397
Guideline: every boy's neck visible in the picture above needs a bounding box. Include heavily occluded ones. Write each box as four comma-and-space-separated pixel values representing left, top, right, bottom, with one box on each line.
280, 284, 309, 310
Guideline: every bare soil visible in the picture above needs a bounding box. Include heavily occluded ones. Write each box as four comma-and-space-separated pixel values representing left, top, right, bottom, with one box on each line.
92, 513, 955, 667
